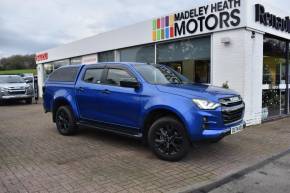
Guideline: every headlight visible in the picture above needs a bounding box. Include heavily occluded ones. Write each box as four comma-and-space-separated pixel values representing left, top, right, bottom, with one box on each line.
0, 87, 8, 92
192, 99, 220, 110
25, 85, 33, 90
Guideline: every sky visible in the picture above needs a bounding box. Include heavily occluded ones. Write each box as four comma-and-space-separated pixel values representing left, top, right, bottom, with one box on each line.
0, 0, 289, 58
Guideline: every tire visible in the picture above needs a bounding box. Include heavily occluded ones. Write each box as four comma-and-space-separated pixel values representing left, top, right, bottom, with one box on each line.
55, 106, 77, 136
148, 116, 190, 162
25, 98, 33, 104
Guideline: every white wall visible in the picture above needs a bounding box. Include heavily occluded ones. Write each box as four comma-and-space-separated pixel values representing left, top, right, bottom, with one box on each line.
37, 64, 44, 97
212, 28, 263, 125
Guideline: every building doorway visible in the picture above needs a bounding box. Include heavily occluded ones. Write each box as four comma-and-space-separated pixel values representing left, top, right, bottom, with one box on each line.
262, 36, 288, 120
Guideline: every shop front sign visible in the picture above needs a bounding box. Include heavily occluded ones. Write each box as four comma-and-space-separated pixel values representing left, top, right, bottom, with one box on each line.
152, 0, 242, 41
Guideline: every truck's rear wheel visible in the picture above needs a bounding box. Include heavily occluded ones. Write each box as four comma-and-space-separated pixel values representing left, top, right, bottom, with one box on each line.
55, 106, 77, 135
148, 117, 190, 161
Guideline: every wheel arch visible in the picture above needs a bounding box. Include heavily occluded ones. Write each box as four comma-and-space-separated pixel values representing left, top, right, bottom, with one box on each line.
142, 107, 189, 139
52, 97, 77, 122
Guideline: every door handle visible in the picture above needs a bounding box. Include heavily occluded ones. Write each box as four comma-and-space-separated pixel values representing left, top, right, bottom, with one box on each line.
77, 87, 85, 92
101, 89, 111, 94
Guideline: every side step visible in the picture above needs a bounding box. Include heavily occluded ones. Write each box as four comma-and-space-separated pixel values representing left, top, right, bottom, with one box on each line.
77, 121, 143, 139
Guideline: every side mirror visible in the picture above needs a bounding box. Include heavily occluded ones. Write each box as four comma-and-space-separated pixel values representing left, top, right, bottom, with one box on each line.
120, 80, 140, 90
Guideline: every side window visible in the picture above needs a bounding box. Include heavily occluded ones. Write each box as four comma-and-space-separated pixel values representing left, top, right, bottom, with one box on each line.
83, 68, 104, 84
106, 68, 136, 86
49, 67, 80, 82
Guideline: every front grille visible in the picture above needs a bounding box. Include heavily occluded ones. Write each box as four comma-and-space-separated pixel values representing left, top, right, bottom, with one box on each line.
8, 90, 26, 95
220, 96, 245, 124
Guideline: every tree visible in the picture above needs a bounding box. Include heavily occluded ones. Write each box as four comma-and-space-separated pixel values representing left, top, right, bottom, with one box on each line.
0, 54, 36, 70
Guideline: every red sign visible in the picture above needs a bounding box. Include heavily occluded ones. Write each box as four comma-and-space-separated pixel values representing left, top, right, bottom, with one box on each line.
35, 53, 48, 62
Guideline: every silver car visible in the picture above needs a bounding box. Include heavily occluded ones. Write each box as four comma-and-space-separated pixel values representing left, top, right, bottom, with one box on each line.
0, 75, 34, 104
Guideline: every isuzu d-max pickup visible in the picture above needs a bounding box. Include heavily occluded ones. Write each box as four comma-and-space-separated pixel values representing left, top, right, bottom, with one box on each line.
43, 63, 245, 161
0, 75, 34, 104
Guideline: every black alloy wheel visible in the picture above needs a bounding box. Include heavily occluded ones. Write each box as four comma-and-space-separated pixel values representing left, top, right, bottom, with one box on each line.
55, 106, 77, 135
148, 117, 190, 161
154, 126, 183, 156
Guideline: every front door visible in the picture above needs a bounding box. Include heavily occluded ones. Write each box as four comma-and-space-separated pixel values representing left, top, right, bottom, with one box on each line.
99, 66, 141, 129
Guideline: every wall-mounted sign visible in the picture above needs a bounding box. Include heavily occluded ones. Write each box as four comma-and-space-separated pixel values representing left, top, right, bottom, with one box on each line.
152, 0, 242, 41
255, 4, 290, 34
35, 53, 48, 62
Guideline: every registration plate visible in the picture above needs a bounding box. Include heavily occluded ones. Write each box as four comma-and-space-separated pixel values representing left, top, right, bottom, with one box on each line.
231, 124, 244, 135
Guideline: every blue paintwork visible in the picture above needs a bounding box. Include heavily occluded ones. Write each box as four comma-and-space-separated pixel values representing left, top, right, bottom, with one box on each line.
43, 63, 245, 141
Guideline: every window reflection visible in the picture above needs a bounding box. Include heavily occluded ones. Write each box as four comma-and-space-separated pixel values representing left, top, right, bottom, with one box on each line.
98, 51, 115, 62
120, 45, 155, 63
44, 63, 53, 80
157, 37, 211, 83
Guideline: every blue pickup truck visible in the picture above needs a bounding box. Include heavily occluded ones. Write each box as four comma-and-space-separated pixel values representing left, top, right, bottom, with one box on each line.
43, 63, 245, 161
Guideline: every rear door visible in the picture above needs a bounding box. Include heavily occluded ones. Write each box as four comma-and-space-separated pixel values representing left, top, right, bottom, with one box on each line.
75, 64, 108, 121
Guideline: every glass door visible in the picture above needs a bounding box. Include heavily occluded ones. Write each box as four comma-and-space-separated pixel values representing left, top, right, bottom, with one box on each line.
262, 37, 287, 120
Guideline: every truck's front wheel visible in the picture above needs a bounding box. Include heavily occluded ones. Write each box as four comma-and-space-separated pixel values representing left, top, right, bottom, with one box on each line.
148, 117, 190, 162
55, 106, 77, 136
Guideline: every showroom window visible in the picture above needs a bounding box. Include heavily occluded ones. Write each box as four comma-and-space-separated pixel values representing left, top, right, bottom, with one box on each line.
52, 59, 70, 70
157, 37, 211, 83
43, 59, 70, 81
70, 57, 82, 65
120, 45, 155, 63
262, 36, 288, 120
98, 51, 115, 62
43, 63, 53, 80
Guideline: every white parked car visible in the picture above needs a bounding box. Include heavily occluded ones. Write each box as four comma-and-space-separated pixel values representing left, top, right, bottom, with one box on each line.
0, 75, 34, 104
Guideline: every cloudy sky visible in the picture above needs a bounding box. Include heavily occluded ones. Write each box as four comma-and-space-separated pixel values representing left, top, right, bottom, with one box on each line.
0, 0, 289, 58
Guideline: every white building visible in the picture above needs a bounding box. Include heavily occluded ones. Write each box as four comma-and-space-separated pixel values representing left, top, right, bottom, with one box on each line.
36, 0, 290, 125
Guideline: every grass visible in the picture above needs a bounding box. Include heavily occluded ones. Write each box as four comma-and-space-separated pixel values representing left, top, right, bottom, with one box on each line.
0, 69, 36, 75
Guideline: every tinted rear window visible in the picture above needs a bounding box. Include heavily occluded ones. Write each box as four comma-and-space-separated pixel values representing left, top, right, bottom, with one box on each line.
48, 66, 80, 82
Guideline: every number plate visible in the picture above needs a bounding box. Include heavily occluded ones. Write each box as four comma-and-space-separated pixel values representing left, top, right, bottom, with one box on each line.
231, 124, 243, 135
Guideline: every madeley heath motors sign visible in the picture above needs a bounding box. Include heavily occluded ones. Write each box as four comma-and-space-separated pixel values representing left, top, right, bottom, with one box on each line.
152, 0, 242, 41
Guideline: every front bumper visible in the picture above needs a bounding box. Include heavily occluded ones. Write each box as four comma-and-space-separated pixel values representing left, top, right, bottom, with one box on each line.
202, 121, 246, 139
0, 94, 34, 100
184, 107, 245, 141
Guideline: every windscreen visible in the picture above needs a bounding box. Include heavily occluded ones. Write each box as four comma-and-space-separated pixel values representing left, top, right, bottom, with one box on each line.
0, 76, 25, 83
134, 64, 190, 84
